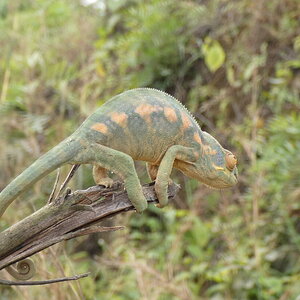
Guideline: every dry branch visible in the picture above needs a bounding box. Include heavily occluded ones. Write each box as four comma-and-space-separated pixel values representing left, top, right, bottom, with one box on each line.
0, 182, 180, 281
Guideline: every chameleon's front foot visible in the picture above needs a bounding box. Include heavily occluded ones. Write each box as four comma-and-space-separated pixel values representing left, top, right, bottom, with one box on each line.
154, 179, 169, 208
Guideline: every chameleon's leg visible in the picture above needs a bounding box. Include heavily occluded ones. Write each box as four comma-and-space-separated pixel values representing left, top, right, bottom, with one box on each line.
146, 163, 158, 181
147, 163, 173, 184
93, 165, 114, 187
72, 143, 147, 213
155, 145, 198, 208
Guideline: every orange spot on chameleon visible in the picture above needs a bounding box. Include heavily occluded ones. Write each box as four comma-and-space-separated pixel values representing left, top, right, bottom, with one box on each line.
193, 132, 217, 155
135, 104, 162, 123
110, 112, 128, 128
193, 132, 202, 144
164, 107, 177, 122
181, 111, 192, 130
91, 123, 108, 134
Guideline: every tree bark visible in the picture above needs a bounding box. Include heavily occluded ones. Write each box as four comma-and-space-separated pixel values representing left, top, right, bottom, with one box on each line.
0, 182, 180, 272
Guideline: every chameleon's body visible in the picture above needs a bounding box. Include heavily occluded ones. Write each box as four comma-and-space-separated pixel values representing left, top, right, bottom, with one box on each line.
0, 88, 238, 279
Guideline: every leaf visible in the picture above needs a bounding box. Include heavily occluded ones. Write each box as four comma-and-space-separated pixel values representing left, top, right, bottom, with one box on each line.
202, 38, 226, 72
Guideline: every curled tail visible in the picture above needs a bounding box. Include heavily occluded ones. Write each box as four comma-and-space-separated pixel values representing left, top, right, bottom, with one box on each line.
0, 136, 83, 218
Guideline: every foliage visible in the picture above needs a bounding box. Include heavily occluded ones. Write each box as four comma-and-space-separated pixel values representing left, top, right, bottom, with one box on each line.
202, 37, 226, 72
0, 0, 299, 299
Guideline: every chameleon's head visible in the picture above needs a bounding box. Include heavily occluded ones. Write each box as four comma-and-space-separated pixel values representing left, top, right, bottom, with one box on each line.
180, 132, 238, 189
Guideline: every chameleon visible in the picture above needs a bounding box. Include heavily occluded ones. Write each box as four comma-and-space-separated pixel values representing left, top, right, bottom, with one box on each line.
0, 88, 238, 279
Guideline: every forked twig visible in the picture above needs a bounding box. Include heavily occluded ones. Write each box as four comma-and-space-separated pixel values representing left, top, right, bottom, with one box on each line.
56, 164, 80, 198
47, 168, 61, 204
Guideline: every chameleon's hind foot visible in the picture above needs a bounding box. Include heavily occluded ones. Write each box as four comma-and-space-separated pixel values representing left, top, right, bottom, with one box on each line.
96, 177, 114, 188
76, 145, 148, 213
93, 165, 114, 188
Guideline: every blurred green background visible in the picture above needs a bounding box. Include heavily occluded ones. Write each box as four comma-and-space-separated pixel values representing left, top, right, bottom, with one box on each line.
0, 0, 299, 299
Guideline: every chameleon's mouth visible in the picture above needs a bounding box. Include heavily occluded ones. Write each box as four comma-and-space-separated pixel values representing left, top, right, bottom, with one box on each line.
194, 165, 238, 189
211, 166, 238, 188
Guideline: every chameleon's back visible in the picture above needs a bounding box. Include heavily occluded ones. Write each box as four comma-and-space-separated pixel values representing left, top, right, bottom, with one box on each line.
78, 88, 200, 163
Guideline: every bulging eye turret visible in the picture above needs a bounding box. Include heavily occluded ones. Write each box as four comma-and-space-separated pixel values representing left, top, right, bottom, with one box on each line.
225, 153, 237, 171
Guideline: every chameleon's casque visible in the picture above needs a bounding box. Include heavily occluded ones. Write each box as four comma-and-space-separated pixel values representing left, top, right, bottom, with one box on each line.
0, 88, 238, 279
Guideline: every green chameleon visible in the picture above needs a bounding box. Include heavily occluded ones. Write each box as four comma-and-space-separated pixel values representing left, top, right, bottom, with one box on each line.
0, 87, 238, 216
0, 88, 238, 279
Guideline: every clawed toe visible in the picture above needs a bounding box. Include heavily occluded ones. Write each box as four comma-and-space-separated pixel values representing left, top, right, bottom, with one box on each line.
96, 177, 114, 188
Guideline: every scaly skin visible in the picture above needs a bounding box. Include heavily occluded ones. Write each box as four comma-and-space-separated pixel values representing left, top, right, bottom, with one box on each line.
0, 88, 238, 279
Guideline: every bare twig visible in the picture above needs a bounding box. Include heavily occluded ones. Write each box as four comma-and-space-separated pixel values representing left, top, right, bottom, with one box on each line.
47, 169, 61, 204
0, 272, 90, 286
56, 164, 80, 198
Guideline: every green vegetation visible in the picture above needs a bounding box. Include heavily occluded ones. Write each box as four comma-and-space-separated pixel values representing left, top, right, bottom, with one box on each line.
0, 0, 299, 299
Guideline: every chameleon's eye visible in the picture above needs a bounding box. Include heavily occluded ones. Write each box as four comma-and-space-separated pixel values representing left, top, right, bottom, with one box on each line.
225, 153, 237, 171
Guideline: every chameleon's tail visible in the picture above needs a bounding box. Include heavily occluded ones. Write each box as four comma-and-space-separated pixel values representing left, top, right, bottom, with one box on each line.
0, 136, 83, 218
